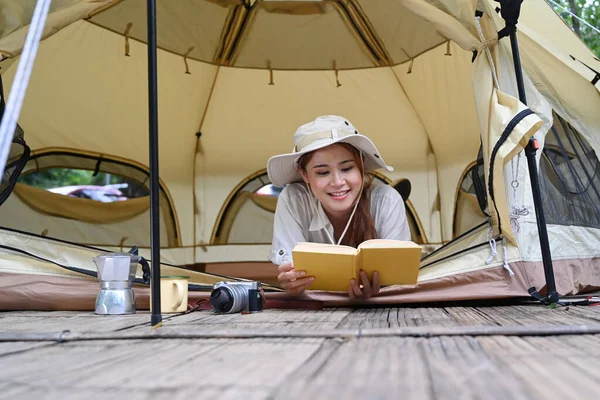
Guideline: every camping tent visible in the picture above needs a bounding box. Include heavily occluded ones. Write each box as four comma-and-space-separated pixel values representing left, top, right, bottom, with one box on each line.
0, 0, 599, 309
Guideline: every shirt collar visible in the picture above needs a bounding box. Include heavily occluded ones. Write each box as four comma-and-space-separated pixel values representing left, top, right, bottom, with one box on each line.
309, 200, 332, 232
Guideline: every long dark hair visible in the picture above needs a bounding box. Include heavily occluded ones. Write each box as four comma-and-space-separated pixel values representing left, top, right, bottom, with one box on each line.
298, 143, 377, 247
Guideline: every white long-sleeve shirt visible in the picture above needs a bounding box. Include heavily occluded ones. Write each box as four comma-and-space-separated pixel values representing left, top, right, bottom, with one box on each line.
269, 182, 410, 265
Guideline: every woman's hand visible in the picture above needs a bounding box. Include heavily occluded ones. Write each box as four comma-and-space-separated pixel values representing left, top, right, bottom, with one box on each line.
277, 261, 314, 296
348, 270, 380, 299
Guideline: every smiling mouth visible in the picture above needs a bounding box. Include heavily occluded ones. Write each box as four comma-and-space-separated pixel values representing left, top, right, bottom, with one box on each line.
328, 190, 350, 198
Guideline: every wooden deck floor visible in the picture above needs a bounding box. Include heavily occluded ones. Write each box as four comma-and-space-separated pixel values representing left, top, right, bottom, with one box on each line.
2, 304, 600, 399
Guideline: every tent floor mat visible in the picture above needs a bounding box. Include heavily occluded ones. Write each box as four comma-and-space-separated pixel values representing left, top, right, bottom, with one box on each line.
2, 304, 600, 398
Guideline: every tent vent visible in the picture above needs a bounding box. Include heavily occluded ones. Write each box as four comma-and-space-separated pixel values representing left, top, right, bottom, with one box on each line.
539, 112, 600, 229
214, 3, 254, 66
335, 0, 391, 67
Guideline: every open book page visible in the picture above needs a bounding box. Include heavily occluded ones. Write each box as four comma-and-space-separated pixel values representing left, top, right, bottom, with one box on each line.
358, 240, 422, 286
293, 242, 357, 254
358, 239, 421, 249
291, 240, 422, 291
292, 243, 357, 291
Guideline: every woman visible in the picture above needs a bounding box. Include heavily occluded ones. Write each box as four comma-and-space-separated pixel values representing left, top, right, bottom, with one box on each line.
267, 115, 410, 298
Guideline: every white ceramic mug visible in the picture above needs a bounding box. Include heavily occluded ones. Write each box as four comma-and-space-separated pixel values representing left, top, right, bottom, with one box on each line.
150, 276, 190, 313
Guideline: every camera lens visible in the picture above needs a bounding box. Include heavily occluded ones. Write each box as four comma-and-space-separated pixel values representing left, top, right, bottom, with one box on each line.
209, 287, 234, 313
210, 284, 247, 313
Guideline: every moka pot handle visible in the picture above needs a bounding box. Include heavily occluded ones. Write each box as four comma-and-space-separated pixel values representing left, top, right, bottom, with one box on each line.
139, 257, 151, 285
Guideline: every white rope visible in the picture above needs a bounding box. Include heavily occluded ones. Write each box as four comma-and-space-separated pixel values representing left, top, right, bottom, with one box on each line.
486, 238, 498, 264
475, 16, 501, 90
305, 152, 364, 246
306, 181, 361, 246
485, 227, 497, 264
546, 0, 600, 35
0, 0, 51, 180
502, 237, 515, 276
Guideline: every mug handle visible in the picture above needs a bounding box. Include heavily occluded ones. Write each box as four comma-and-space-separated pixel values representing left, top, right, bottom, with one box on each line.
172, 281, 184, 310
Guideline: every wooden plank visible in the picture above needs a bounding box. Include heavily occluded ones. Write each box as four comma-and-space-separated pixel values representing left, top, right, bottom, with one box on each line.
271, 336, 533, 400
0, 384, 271, 400
442, 306, 504, 326
0, 338, 325, 393
559, 305, 600, 323
0, 342, 51, 357
1, 311, 93, 317
336, 307, 459, 329
118, 308, 352, 333
124, 321, 342, 334
164, 308, 353, 326
392, 307, 458, 328
0, 315, 149, 333
444, 305, 600, 327
477, 335, 600, 399
0, 312, 180, 334
2, 306, 597, 337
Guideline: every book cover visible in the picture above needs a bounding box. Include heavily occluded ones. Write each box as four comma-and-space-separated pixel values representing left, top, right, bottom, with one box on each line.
291, 240, 422, 291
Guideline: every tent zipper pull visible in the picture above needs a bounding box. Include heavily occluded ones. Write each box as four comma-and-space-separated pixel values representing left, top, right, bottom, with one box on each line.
502, 236, 514, 277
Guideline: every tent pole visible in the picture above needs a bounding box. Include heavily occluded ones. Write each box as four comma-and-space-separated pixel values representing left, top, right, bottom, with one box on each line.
497, 0, 558, 303
147, 0, 162, 326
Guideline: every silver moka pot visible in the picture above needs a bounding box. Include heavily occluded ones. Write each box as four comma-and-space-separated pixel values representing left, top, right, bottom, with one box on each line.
92, 247, 150, 315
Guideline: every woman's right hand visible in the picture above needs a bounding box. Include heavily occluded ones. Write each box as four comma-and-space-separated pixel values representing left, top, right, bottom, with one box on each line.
277, 262, 314, 296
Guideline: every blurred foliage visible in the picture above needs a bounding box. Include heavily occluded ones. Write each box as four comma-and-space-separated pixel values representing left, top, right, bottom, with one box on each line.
19, 169, 119, 189
551, 0, 600, 57
18, 169, 149, 199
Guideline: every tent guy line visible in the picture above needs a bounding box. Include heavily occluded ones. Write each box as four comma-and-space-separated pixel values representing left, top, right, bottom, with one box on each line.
0, 0, 50, 182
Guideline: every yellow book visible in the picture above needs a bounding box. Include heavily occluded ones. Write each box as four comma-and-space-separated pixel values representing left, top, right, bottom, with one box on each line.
291, 239, 422, 291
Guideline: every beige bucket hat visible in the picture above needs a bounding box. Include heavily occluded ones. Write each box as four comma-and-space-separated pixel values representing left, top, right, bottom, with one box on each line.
267, 115, 393, 187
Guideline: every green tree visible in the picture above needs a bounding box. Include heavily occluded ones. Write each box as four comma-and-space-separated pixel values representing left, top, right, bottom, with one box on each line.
550, 0, 600, 58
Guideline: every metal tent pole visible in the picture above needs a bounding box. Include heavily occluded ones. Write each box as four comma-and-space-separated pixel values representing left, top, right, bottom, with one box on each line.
147, 0, 162, 325
496, 0, 558, 303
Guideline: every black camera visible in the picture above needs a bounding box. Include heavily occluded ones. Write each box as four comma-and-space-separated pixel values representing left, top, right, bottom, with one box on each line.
209, 281, 263, 314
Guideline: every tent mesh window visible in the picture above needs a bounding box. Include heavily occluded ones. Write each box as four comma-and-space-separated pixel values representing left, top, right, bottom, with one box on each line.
539, 112, 600, 229
213, 171, 425, 245
0, 125, 29, 206
0, 74, 30, 207
3, 151, 180, 247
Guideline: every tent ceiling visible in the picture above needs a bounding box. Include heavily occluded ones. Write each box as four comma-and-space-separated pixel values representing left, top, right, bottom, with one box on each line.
88, 0, 449, 70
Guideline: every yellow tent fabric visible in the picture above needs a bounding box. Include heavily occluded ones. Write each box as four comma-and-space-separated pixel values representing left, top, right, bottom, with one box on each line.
0, 0, 598, 270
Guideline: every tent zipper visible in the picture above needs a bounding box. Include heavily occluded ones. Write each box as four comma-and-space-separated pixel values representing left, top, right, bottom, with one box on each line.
420, 240, 492, 270
420, 221, 488, 263
488, 108, 534, 234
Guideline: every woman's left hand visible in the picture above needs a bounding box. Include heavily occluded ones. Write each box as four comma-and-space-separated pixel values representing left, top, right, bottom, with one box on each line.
348, 270, 380, 299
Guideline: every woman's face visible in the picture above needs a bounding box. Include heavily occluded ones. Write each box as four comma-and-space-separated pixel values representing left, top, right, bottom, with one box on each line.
300, 144, 363, 219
